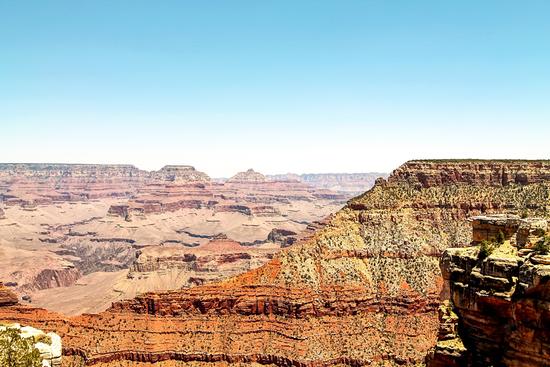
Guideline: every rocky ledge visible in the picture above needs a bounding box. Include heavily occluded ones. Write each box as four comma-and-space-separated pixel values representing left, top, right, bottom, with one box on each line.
0, 282, 18, 306
389, 159, 550, 188
429, 214, 550, 367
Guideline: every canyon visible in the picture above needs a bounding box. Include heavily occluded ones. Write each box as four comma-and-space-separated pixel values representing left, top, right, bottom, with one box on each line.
0, 163, 379, 315
1, 160, 550, 366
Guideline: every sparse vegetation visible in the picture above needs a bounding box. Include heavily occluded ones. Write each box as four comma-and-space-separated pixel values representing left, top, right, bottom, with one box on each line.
520, 211, 529, 219
479, 240, 496, 259
534, 236, 550, 255
0, 327, 42, 367
496, 230, 505, 244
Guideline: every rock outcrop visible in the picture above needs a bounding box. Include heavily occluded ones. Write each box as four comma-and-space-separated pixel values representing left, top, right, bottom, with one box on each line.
2, 160, 550, 366
31, 267, 82, 291
0, 283, 18, 306
429, 214, 550, 367
151, 165, 211, 182
388, 159, 550, 187
227, 169, 267, 183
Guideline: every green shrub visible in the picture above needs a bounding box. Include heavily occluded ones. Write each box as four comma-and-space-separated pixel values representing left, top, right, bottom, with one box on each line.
0, 327, 42, 367
520, 211, 529, 219
479, 240, 495, 259
534, 237, 550, 255
496, 230, 505, 244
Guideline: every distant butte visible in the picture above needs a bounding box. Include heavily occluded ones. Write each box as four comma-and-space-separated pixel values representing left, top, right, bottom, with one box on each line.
226, 168, 267, 183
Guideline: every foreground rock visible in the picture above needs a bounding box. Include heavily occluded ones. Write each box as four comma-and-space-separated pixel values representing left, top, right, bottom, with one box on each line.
429, 214, 550, 366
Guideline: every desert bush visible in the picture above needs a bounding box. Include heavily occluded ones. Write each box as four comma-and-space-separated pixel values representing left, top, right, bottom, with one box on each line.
479, 240, 495, 260
496, 230, 505, 244
0, 327, 42, 367
534, 236, 550, 255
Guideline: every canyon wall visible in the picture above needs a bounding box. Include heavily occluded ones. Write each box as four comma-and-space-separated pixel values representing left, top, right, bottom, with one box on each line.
429, 214, 550, 367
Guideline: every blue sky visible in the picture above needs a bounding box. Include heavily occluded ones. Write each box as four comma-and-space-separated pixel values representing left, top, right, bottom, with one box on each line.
1, 1, 549, 176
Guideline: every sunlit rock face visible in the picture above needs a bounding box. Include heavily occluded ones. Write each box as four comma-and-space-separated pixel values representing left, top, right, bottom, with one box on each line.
0, 282, 18, 306
429, 214, 550, 367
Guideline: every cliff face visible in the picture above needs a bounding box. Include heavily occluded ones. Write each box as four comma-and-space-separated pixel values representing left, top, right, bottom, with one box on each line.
429, 214, 550, 367
388, 159, 550, 187
0, 283, 18, 306
2, 160, 550, 366
0, 163, 210, 206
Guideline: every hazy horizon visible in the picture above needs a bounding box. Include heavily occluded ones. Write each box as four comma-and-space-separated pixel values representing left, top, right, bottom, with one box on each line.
2, 1, 549, 176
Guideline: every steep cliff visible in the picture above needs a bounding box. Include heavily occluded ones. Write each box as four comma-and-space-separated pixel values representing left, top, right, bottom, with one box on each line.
2, 159, 550, 366
0, 283, 18, 306
429, 214, 550, 367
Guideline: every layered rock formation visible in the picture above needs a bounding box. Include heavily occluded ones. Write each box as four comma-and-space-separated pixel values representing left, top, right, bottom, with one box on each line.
128, 237, 278, 287
429, 214, 550, 367
1, 159, 550, 366
0, 163, 349, 314
0, 163, 209, 206
151, 165, 211, 182
0, 282, 18, 306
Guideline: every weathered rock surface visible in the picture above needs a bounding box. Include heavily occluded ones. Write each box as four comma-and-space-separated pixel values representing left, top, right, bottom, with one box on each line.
0, 282, 18, 306
429, 214, 550, 367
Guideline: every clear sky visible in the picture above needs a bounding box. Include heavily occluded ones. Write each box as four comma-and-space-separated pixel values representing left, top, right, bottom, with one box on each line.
1, 1, 549, 177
